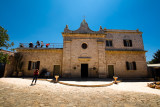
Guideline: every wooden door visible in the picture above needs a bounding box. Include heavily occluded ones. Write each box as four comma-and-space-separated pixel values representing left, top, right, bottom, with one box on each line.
53, 65, 60, 77
108, 65, 114, 78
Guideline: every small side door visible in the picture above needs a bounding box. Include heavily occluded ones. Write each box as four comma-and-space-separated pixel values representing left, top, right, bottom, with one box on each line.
53, 65, 61, 77
108, 65, 114, 78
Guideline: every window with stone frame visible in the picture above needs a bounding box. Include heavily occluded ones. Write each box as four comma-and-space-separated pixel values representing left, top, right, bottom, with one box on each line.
106, 40, 112, 47
123, 40, 132, 47
28, 61, 40, 70
126, 61, 136, 70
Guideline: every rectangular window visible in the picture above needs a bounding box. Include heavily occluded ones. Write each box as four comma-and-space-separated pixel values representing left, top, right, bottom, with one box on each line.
126, 61, 136, 70
32, 62, 37, 69
124, 40, 132, 47
106, 40, 112, 47
28, 61, 40, 70
129, 62, 133, 70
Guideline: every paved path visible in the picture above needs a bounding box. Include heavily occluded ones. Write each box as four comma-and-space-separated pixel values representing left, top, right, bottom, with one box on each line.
0, 78, 160, 107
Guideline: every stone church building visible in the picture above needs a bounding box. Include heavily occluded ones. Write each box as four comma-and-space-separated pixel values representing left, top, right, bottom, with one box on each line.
6, 20, 148, 78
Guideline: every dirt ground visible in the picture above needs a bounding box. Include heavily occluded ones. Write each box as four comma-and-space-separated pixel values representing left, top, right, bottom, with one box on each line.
0, 78, 160, 107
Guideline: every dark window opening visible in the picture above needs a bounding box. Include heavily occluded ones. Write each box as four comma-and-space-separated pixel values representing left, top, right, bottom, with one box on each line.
106, 40, 112, 47
124, 40, 132, 47
126, 61, 136, 70
28, 61, 40, 70
82, 43, 87, 49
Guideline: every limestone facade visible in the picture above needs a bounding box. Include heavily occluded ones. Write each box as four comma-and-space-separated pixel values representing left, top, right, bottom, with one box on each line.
10, 20, 147, 78
106, 51, 147, 78
15, 49, 63, 77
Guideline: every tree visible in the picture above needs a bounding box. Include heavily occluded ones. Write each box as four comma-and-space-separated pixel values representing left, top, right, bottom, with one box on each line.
0, 26, 14, 64
148, 49, 160, 64
0, 26, 14, 48
0, 52, 9, 64
14, 52, 23, 72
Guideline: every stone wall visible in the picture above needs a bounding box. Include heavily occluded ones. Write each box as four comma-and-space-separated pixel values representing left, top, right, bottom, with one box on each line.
62, 34, 106, 78
106, 51, 148, 78
4, 56, 15, 77
70, 38, 99, 77
106, 32, 144, 50
17, 49, 63, 77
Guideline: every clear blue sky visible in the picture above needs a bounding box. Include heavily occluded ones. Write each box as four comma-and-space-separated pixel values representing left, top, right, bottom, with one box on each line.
0, 0, 160, 61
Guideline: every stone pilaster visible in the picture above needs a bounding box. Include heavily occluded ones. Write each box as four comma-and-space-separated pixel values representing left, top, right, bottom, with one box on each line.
97, 40, 106, 78
62, 41, 71, 77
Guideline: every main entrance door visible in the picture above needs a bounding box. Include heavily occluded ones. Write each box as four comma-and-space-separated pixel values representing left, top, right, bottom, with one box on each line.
108, 65, 114, 78
81, 64, 88, 78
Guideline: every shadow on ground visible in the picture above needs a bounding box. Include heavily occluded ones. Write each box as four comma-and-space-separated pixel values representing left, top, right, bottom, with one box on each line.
53, 77, 154, 82
7, 77, 155, 82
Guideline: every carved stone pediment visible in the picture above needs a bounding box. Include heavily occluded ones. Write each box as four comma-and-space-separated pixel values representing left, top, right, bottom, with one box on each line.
63, 19, 105, 34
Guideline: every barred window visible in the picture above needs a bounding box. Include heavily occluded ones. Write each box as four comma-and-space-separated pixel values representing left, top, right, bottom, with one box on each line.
124, 40, 132, 47
126, 61, 136, 70
106, 40, 112, 47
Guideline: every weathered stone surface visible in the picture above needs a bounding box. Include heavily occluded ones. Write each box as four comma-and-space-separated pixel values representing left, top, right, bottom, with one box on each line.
16, 49, 63, 77
106, 51, 147, 78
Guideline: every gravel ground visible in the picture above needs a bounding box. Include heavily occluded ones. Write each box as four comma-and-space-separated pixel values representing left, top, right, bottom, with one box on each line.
0, 78, 160, 107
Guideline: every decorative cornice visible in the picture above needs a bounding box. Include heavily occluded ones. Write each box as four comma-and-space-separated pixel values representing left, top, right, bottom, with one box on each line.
105, 31, 142, 34
106, 50, 147, 54
106, 49, 147, 52
62, 33, 105, 38
78, 57, 91, 61
64, 41, 72, 43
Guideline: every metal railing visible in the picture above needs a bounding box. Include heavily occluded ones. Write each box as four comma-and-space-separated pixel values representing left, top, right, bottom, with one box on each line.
19, 43, 63, 49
